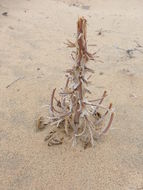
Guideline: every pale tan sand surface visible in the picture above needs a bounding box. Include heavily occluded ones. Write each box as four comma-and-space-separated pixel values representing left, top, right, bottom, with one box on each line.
0, 0, 143, 189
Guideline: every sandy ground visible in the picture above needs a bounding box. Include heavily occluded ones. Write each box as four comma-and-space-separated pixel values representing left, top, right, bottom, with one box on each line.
0, 0, 143, 189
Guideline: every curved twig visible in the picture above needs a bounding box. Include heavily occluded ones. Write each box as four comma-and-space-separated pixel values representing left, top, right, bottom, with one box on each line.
50, 88, 56, 112
99, 112, 114, 136
99, 91, 107, 105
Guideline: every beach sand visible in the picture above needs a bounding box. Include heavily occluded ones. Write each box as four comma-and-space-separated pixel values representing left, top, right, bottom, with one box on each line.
0, 0, 143, 189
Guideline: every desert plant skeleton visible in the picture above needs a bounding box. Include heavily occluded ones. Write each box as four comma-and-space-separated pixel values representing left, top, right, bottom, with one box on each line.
38, 17, 114, 147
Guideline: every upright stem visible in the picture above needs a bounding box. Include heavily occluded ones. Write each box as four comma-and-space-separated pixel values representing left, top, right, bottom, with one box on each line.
73, 17, 87, 127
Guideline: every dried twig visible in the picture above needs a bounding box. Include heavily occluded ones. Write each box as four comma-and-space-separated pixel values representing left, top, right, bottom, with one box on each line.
6, 76, 24, 88
115, 46, 143, 58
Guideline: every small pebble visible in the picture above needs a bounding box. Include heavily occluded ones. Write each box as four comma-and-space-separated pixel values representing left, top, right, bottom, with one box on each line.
71, 3, 80, 7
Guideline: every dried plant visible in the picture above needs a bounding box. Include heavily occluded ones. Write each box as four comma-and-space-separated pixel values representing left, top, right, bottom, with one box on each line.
38, 17, 114, 147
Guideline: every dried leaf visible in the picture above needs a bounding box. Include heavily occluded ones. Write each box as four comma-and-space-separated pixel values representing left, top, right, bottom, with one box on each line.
48, 137, 63, 146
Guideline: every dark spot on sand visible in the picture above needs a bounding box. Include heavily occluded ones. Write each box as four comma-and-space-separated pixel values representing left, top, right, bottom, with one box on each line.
2, 12, 8, 16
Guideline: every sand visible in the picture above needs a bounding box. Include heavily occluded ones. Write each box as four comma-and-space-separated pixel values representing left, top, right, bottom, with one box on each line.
0, 0, 143, 189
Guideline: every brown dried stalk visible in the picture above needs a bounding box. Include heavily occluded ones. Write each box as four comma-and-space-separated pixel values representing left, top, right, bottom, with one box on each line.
38, 17, 114, 147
